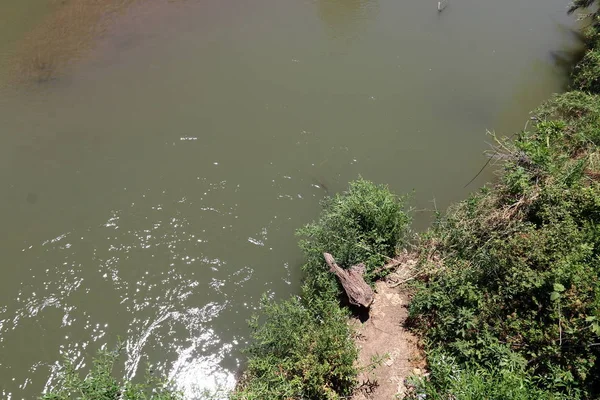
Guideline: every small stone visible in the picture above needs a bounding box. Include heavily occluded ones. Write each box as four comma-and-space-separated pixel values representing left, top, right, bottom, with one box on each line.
412, 368, 422, 375
385, 359, 394, 367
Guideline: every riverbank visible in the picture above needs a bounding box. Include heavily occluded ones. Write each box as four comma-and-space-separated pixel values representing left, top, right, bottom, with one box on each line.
405, 17, 600, 398
233, 9, 600, 400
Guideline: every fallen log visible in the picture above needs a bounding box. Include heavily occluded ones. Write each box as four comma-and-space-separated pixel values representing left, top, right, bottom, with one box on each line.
324, 252, 374, 308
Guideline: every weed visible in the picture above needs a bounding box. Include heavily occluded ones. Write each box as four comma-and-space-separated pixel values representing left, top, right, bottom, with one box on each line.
42, 347, 182, 400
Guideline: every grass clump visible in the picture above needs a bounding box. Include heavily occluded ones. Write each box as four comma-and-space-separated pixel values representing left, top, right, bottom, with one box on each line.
572, 24, 600, 93
42, 348, 181, 400
407, 350, 560, 400
234, 178, 410, 399
234, 298, 357, 400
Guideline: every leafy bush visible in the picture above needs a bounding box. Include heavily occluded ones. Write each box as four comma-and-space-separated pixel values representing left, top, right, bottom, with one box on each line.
233, 298, 357, 400
298, 178, 411, 300
572, 25, 600, 94
42, 349, 181, 400
406, 350, 566, 400
574, 47, 600, 94
235, 179, 410, 399
535, 91, 600, 145
408, 92, 600, 397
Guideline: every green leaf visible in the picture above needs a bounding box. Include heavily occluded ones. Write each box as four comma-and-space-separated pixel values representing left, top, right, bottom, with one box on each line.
550, 291, 561, 301
586, 316, 596, 322
553, 283, 566, 292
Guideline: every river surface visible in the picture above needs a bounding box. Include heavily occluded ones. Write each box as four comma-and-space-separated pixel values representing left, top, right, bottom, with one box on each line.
0, 0, 580, 398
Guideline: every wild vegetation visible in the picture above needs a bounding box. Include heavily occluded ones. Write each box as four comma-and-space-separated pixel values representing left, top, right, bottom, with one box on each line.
42, 348, 182, 400
406, 8, 600, 399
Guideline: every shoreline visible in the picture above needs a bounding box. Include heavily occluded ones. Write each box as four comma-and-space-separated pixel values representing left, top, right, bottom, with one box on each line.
234, 6, 600, 400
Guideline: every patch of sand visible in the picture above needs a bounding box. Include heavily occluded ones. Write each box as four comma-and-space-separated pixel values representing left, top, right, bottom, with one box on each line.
351, 257, 426, 399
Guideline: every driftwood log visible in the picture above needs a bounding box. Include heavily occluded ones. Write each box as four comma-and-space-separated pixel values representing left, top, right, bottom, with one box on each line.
324, 252, 374, 308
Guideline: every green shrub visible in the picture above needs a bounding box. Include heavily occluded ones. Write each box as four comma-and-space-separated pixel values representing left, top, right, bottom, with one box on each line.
406, 350, 569, 400
42, 348, 181, 400
574, 47, 600, 94
408, 96, 600, 397
298, 178, 411, 300
572, 24, 600, 94
535, 91, 600, 145
233, 298, 357, 400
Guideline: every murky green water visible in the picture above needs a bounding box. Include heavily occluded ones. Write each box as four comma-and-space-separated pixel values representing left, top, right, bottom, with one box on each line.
0, 0, 581, 397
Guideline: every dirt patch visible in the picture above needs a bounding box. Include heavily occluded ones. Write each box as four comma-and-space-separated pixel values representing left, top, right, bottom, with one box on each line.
351, 255, 425, 400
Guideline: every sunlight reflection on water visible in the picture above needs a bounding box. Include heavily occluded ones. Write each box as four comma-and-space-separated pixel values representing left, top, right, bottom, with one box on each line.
2, 188, 267, 398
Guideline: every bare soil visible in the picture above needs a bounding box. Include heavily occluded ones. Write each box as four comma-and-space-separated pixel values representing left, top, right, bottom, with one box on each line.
351, 256, 426, 400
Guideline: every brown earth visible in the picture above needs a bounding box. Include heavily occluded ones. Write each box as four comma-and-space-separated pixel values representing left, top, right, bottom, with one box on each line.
351, 255, 426, 400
